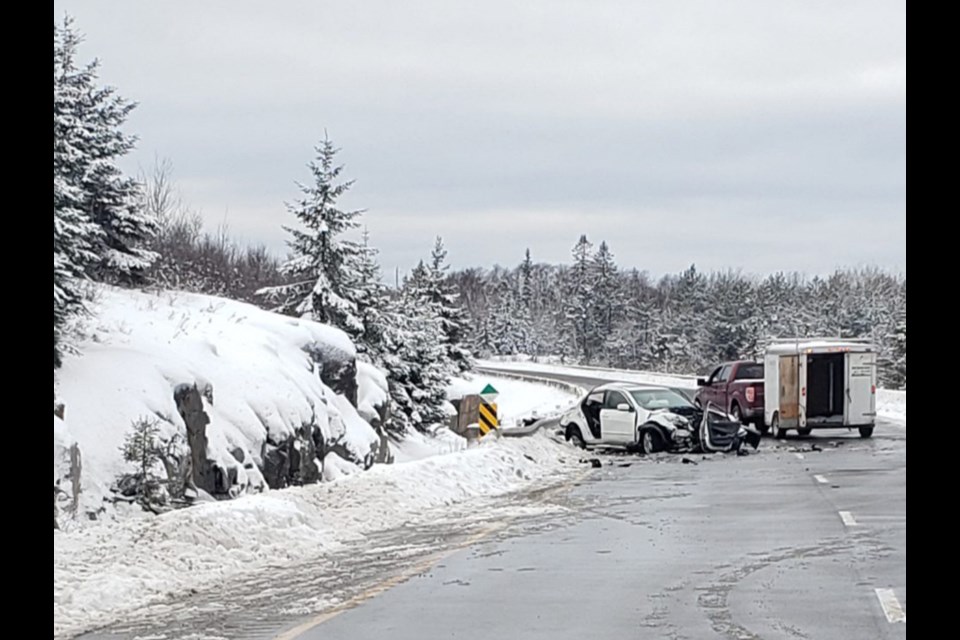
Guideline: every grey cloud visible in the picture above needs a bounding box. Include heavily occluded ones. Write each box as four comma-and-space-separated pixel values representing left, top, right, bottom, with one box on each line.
55, 0, 906, 278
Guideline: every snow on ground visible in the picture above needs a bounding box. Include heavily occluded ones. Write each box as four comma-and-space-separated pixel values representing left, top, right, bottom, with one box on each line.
478, 359, 698, 391
877, 389, 906, 426
447, 373, 580, 425
389, 374, 578, 463
480, 359, 907, 426
55, 286, 380, 516
53, 432, 580, 639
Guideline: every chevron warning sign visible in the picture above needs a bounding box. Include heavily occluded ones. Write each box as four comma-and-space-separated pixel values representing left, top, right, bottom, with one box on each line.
478, 400, 498, 437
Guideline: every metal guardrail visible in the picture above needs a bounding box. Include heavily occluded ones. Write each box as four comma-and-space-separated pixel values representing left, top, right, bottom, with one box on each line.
478, 359, 700, 381
473, 366, 588, 396
473, 366, 583, 438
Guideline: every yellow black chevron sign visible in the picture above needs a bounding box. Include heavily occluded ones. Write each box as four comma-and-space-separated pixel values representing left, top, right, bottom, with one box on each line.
478, 401, 498, 436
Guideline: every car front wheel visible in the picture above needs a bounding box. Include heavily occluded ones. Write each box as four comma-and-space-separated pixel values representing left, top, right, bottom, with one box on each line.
566, 425, 586, 449
639, 426, 664, 454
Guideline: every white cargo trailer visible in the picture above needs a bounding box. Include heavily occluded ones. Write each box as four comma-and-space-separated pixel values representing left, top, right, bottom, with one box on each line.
763, 339, 877, 439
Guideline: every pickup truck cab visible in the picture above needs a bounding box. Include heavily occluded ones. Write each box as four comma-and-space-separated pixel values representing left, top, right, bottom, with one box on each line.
695, 361, 765, 430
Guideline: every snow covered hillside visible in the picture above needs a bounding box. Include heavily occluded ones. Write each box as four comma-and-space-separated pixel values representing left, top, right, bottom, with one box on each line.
55, 286, 384, 522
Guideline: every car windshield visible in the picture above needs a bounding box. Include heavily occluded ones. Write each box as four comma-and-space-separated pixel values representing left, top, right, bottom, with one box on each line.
629, 389, 692, 411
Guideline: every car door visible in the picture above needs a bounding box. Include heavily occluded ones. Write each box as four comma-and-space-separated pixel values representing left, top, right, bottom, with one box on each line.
582, 390, 605, 439
599, 390, 636, 442
700, 366, 722, 406
715, 364, 733, 411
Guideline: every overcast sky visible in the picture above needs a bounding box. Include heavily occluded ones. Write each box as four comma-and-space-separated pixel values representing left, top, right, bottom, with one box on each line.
54, 1, 905, 279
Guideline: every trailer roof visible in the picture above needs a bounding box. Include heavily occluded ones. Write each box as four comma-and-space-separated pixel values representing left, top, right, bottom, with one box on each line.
765, 339, 874, 355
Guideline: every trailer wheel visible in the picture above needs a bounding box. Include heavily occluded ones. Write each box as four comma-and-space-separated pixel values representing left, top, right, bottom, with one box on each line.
858, 426, 874, 438
771, 412, 787, 439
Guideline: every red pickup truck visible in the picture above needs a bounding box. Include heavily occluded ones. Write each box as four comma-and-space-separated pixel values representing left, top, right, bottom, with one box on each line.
695, 361, 766, 431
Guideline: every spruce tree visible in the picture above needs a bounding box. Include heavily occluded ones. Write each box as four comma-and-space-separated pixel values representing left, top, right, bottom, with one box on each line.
54, 17, 155, 367
425, 237, 474, 373
350, 229, 391, 362
54, 17, 156, 284
119, 417, 167, 510
381, 262, 451, 433
259, 135, 364, 335
592, 241, 623, 361
566, 235, 597, 361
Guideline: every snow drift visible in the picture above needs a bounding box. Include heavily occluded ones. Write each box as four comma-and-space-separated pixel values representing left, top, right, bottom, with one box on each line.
53, 433, 580, 638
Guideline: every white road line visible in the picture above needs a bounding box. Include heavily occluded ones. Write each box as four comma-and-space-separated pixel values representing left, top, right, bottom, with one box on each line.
839, 511, 858, 526
813, 474, 828, 484
794, 453, 805, 460
875, 588, 906, 623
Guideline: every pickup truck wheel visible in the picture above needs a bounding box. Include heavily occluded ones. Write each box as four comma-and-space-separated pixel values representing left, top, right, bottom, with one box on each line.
566, 425, 587, 449
730, 403, 743, 424
797, 427, 812, 437
771, 412, 787, 439
858, 426, 874, 438
639, 426, 664, 454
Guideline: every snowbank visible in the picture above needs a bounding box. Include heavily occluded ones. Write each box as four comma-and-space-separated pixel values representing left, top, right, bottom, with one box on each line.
55, 286, 380, 518
53, 433, 579, 638
877, 389, 906, 426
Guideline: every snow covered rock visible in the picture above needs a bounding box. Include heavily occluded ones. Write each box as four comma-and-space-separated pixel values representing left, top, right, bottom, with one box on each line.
53, 414, 81, 529
357, 361, 394, 464
54, 286, 388, 521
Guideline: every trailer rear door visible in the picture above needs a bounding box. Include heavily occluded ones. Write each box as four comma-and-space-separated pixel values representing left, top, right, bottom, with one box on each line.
779, 355, 800, 428
845, 351, 876, 425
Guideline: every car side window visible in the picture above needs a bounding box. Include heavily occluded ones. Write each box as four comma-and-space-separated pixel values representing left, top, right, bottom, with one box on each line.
717, 365, 733, 383
586, 391, 604, 407
604, 390, 628, 409
707, 366, 722, 384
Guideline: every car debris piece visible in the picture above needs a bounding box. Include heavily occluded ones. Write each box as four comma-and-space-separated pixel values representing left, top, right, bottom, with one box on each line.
681, 457, 698, 465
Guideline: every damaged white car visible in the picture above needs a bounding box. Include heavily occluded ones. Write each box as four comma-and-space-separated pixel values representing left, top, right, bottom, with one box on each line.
559, 382, 760, 454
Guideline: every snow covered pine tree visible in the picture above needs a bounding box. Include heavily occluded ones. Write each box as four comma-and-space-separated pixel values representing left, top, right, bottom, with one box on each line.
54, 17, 156, 367
258, 134, 366, 338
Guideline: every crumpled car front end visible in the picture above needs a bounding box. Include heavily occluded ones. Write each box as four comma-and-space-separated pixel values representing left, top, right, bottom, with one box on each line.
647, 411, 696, 451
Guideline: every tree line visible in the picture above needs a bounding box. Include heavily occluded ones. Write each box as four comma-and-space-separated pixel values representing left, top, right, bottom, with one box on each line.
452, 238, 906, 389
